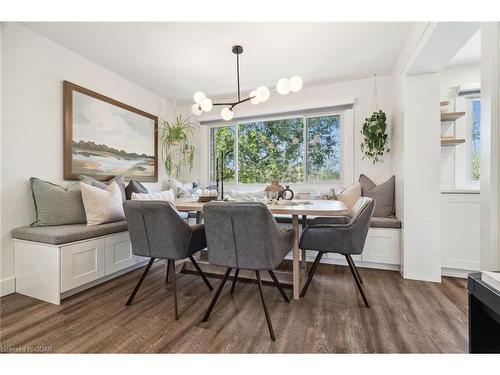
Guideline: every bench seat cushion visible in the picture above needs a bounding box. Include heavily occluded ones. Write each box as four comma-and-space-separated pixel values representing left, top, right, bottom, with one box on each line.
12, 221, 128, 245
370, 216, 402, 229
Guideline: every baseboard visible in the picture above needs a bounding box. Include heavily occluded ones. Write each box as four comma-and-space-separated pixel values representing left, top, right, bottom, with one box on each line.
441, 267, 478, 279
0, 277, 16, 297
317, 257, 401, 272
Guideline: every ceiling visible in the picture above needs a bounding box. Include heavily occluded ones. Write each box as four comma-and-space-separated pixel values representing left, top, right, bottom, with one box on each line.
25, 22, 414, 101
447, 29, 481, 67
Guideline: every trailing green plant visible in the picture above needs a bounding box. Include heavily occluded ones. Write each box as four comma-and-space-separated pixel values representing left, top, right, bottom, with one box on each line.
159, 115, 197, 178
361, 110, 390, 164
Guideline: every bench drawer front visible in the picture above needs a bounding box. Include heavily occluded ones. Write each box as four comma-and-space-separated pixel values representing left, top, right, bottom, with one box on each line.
361, 228, 400, 265
105, 232, 136, 275
61, 239, 105, 292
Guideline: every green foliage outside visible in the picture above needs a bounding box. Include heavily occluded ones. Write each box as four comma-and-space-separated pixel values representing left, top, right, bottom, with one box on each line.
211, 115, 341, 184
307, 116, 340, 181
212, 126, 236, 182
238, 118, 304, 183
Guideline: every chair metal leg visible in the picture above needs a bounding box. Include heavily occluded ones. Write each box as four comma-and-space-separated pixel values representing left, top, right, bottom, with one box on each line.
255, 270, 276, 341
345, 255, 370, 308
202, 267, 232, 322
165, 259, 170, 283
268, 270, 289, 303
230, 268, 239, 295
349, 255, 363, 284
126, 257, 155, 306
300, 251, 323, 297
189, 255, 213, 290
170, 259, 179, 320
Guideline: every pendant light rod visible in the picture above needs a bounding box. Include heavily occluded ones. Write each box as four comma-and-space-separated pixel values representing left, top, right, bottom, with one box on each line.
212, 45, 252, 109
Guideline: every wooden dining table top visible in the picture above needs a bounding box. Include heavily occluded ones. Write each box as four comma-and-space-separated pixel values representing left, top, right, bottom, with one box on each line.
174, 199, 349, 216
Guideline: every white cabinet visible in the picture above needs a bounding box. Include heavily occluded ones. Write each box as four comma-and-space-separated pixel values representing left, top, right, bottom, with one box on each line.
105, 232, 136, 275
15, 231, 147, 304
441, 193, 480, 271
61, 239, 105, 293
362, 228, 400, 265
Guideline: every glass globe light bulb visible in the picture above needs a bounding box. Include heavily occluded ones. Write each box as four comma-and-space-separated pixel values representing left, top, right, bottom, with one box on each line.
193, 91, 205, 104
276, 78, 291, 95
289, 76, 303, 92
255, 86, 270, 102
221, 107, 234, 121
200, 97, 213, 112
250, 90, 260, 105
191, 103, 202, 116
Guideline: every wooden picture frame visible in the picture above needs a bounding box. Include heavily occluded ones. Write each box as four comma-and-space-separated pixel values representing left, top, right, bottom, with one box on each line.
63, 81, 158, 181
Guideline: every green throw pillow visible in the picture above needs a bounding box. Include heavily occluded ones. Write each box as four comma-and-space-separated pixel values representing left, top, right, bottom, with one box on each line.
30, 177, 87, 226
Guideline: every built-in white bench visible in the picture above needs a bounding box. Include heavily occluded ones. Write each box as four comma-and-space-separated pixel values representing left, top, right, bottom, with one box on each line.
275, 215, 402, 270
12, 221, 146, 305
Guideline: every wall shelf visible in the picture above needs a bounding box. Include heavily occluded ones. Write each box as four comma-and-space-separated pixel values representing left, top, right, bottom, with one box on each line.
441, 112, 465, 122
441, 138, 465, 146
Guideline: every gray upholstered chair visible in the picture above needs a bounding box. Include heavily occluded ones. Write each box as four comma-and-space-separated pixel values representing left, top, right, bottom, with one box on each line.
202, 202, 294, 341
299, 197, 374, 307
123, 200, 213, 320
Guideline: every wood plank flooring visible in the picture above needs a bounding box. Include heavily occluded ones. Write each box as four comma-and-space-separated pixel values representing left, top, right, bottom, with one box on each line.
0, 260, 468, 353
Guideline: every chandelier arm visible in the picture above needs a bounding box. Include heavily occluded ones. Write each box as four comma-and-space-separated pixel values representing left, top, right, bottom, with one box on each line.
213, 96, 254, 110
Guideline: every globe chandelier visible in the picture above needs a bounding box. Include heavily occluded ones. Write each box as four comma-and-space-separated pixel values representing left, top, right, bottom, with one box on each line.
191, 45, 303, 121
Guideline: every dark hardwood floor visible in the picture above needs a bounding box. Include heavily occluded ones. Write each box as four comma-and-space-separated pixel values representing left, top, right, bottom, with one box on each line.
0, 260, 468, 353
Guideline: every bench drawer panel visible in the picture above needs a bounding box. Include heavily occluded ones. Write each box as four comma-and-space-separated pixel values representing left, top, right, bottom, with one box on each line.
105, 232, 136, 275
61, 239, 105, 292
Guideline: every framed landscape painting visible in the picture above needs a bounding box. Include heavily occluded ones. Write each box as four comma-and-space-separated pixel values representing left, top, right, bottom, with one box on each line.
63, 81, 158, 181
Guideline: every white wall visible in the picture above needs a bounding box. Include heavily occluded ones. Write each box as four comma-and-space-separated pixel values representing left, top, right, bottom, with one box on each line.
480, 23, 500, 271
0, 23, 174, 295
185, 75, 395, 192
402, 73, 442, 282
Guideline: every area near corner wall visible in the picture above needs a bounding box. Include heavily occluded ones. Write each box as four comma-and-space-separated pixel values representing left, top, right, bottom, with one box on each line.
0, 23, 175, 296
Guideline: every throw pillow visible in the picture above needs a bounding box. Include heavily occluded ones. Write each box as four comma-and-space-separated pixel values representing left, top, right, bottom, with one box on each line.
79, 175, 126, 202
359, 174, 395, 217
29, 177, 87, 226
80, 181, 125, 226
131, 189, 175, 203
125, 180, 148, 200
336, 183, 361, 212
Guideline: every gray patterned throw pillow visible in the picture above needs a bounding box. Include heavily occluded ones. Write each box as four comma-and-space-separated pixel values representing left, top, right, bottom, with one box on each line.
30, 177, 87, 226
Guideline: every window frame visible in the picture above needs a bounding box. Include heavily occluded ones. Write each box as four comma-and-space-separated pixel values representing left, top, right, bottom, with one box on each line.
206, 108, 353, 187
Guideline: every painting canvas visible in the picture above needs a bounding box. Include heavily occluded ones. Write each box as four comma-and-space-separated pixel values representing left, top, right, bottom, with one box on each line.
64, 81, 158, 181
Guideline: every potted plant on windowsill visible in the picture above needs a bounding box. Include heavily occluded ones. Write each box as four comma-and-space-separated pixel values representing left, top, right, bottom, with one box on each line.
361, 110, 390, 164
159, 115, 197, 179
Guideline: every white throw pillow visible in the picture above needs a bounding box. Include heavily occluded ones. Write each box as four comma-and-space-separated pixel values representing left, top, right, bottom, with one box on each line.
337, 183, 361, 212
131, 189, 175, 203
80, 181, 125, 226
228, 189, 266, 201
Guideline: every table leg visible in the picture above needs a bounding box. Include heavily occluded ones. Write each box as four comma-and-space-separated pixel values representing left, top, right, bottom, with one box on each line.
196, 211, 203, 224
292, 214, 301, 300
301, 215, 307, 273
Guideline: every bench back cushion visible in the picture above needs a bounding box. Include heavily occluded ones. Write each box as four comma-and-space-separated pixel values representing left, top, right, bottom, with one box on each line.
30, 177, 87, 226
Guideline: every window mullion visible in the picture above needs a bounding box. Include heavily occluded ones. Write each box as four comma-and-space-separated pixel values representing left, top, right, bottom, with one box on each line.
303, 116, 308, 182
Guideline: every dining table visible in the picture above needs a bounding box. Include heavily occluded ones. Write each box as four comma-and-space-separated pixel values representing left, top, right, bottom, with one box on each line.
174, 199, 349, 300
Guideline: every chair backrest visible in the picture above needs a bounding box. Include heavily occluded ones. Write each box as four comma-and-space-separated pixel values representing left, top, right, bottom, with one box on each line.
123, 200, 192, 259
347, 197, 375, 253
203, 202, 288, 270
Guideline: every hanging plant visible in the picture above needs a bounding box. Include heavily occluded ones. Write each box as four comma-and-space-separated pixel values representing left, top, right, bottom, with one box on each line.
361, 110, 390, 164
159, 115, 197, 178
